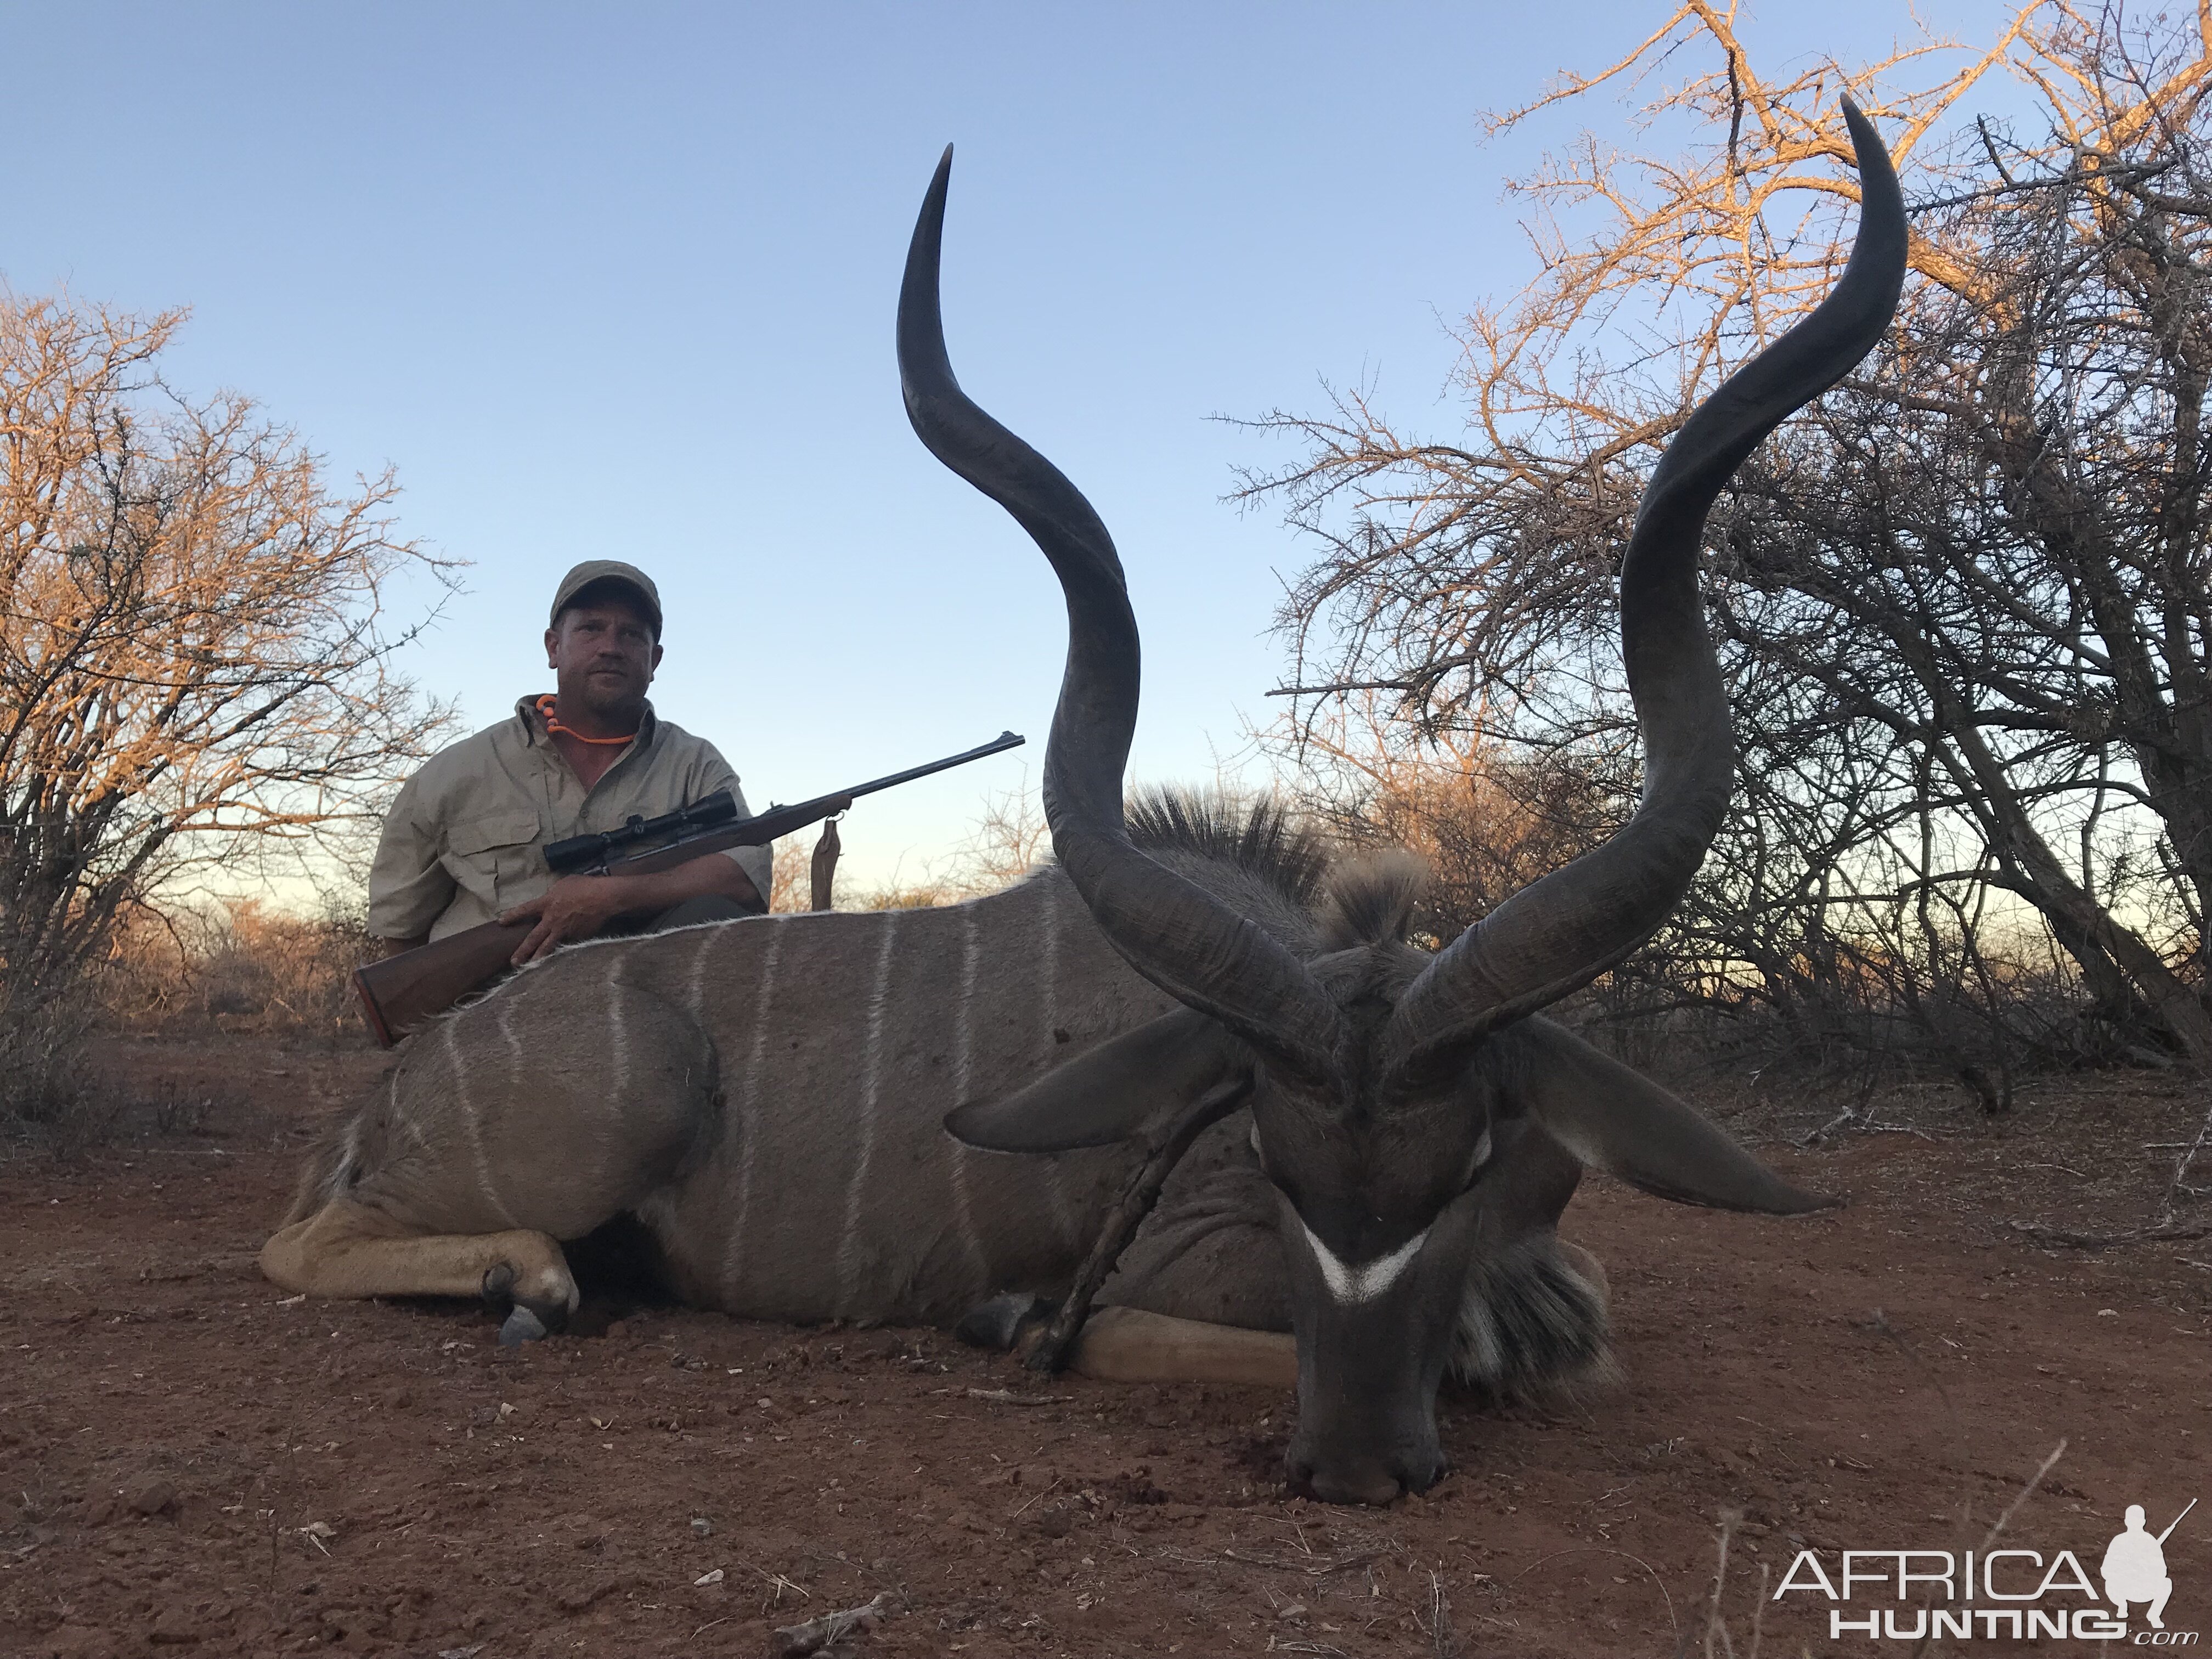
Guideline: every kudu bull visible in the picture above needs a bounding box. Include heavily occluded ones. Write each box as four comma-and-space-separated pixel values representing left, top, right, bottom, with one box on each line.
264, 103, 1904, 1504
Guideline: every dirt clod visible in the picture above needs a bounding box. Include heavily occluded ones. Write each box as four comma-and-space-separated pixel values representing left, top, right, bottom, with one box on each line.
124, 1480, 177, 1519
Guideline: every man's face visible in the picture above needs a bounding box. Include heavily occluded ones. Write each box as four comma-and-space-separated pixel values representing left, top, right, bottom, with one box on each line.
545, 597, 662, 720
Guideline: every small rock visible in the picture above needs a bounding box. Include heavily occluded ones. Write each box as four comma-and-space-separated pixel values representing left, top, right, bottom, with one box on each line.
1276, 1601, 1307, 1620
126, 1479, 178, 1518
552, 1581, 619, 1615
300, 1520, 336, 1541
693, 1567, 725, 1587
691, 1516, 713, 1538
498, 1305, 548, 1346
1033, 1505, 1074, 1539
147, 1609, 201, 1645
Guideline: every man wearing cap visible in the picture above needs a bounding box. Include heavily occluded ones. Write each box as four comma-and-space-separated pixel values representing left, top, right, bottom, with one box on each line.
368, 562, 769, 964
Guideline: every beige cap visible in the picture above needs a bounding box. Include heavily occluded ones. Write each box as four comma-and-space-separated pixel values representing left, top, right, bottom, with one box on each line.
550, 560, 662, 636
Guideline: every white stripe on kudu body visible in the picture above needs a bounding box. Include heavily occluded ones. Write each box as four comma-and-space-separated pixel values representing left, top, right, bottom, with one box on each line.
837, 912, 903, 1312
1036, 887, 1080, 1249
946, 904, 988, 1286
722, 918, 786, 1296
494, 998, 525, 1105
683, 926, 715, 1018
608, 973, 630, 1101
448, 1017, 518, 1228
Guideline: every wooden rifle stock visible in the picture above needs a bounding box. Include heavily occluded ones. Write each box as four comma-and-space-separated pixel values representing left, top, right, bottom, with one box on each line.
350, 730, 1023, 1046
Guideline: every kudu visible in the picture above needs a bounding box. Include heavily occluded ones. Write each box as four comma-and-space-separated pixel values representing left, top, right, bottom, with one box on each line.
262, 103, 1903, 1506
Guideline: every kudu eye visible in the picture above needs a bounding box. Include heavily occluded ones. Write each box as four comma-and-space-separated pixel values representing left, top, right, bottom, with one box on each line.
1461, 1125, 1494, 1187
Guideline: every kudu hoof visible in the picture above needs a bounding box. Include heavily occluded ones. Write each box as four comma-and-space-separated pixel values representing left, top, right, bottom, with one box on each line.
953, 1292, 1052, 1352
482, 1263, 567, 1346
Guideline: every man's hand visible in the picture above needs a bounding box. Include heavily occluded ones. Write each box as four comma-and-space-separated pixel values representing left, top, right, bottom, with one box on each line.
501, 874, 640, 965
498, 853, 761, 966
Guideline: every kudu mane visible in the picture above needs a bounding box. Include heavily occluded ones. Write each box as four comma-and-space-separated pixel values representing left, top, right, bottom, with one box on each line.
1130, 791, 1431, 967
1126, 789, 1328, 909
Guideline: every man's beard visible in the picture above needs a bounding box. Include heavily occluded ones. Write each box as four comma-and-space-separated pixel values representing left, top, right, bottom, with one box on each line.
566, 669, 647, 725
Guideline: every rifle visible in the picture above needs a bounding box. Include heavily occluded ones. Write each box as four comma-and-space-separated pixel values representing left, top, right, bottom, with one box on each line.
352, 731, 1025, 1047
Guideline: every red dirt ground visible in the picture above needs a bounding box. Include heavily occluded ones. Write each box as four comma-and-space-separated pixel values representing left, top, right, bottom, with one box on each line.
3, 1033, 2208, 1658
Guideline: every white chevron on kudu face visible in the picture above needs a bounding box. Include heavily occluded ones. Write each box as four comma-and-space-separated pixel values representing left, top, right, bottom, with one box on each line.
1301, 1221, 1430, 1305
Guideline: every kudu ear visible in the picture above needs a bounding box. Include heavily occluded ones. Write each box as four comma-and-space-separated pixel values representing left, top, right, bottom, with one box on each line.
946, 1006, 1246, 1153
1505, 1018, 1838, 1215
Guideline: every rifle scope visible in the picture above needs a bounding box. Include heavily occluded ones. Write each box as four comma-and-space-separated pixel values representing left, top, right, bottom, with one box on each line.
543, 789, 738, 875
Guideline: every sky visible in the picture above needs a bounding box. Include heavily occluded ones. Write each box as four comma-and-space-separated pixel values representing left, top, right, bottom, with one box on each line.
3, 1, 2021, 893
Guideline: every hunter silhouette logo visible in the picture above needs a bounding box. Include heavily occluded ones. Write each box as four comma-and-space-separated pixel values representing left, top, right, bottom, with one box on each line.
2106, 1502, 2193, 1630
1774, 1496, 2198, 1643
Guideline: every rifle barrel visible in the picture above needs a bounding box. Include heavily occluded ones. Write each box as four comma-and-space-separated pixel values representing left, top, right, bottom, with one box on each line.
2157, 1498, 2197, 1544
772, 730, 1025, 814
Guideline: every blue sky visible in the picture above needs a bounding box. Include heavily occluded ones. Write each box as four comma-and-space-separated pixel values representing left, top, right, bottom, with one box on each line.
4, 2, 2013, 889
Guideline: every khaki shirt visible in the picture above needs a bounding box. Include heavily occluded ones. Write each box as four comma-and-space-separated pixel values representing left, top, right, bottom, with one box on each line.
368, 697, 773, 942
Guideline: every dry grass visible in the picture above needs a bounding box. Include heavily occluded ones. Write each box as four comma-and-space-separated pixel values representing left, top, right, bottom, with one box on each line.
107, 899, 370, 1044
4, 897, 370, 1148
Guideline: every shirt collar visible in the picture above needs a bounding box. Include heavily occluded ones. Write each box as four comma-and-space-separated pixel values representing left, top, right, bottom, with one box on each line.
515, 695, 658, 751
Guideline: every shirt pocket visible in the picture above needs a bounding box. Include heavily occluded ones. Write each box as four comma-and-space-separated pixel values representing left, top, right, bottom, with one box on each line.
443, 810, 544, 909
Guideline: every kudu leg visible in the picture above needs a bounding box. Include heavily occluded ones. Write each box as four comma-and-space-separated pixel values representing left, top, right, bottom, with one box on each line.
260, 1198, 578, 1342
1067, 1306, 1296, 1389
1024, 1076, 1251, 1373
1065, 1244, 1602, 1395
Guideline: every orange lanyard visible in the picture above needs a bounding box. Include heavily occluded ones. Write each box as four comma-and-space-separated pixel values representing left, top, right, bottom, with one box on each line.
534, 694, 636, 746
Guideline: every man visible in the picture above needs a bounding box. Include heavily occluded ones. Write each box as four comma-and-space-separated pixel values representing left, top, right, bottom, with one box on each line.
2101, 1504, 2176, 1630
368, 561, 769, 964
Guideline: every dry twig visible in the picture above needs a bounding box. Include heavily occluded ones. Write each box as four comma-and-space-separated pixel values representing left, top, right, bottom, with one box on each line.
1221, 1545, 1392, 1576
2008, 1218, 2212, 1249
1027, 1074, 1251, 1372
768, 1589, 903, 1658
963, 1387, 1070, 1406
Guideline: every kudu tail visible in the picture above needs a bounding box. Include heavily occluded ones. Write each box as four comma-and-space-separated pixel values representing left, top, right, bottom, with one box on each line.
281, 1114, 363, 1225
